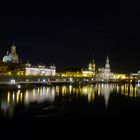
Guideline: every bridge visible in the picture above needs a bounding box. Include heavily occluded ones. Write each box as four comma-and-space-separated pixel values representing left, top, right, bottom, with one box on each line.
0, 75, 135, 88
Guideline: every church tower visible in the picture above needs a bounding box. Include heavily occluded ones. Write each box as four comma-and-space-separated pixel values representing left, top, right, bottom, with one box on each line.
105, 56, 110, 72
9, 42, 19, 63
88, 59, 96, 77
88, 59, 95, 71
91, 59, 96, 73
11, 42, 16, 54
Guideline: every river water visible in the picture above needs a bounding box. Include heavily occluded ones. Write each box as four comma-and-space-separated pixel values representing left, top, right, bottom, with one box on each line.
0, 83, 140, 139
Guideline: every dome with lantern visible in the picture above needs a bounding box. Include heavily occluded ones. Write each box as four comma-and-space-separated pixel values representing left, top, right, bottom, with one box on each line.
2, 42, 19, 63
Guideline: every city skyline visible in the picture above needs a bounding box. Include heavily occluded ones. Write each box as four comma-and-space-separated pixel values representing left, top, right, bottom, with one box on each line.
0, 2, 140, 139
0, 42, 139, 74
0, 2, 139, 73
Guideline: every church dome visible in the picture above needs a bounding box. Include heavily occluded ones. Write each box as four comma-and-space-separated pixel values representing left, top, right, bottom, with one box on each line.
3, 55, 12, 62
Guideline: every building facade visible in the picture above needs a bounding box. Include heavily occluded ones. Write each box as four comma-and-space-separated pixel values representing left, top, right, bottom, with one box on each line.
96, 56, 113, 81
82, 59, 96, 77
0, 42, 56, 76
130, 71, 140, 80
25, 64, 56, 76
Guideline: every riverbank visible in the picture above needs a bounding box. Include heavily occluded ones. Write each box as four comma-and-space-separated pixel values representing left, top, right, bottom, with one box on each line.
0, 83, 37, 90
0, 75, 138, 90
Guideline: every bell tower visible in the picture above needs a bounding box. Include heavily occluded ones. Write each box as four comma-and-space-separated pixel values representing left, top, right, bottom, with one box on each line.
11, 42, 16, 54
10, 42, 19, 63
105, 56, 110, 72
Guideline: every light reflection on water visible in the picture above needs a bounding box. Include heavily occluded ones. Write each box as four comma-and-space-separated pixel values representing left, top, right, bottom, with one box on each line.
0, 83, 139, 118
0, 86, 55, 117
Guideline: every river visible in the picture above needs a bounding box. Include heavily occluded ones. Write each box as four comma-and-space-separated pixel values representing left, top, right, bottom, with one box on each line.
0, 83, 140, 139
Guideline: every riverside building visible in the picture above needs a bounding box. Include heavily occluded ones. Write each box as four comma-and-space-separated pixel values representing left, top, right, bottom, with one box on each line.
0, 42, 56, 76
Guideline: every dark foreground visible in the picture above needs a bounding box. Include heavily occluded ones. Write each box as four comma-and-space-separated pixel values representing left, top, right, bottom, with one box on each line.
1, 107, 140, 140
1, 103, 140, 139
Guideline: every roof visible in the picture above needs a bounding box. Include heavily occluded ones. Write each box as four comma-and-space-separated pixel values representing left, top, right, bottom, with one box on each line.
3, 55, 12, 62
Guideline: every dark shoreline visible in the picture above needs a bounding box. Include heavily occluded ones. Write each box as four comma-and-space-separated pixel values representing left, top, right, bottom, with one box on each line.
0, 80, 138, 90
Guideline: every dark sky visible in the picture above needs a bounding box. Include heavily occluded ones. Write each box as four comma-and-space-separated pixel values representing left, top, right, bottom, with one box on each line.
0, 1, 140, 73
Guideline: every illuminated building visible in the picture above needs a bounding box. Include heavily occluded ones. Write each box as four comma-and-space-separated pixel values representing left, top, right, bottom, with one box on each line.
113, 74, 127, 80
96, 56, 113, 81
0, 42, 56, 76
57, 71, 82, 77
0, 61, 24, 76
88, 59, 96, 72
130, 70, 140, 80
82, 71, 94, 77
25, 63, 56, 76
0, 42, 22, 75
3, 42, 19, 63
57, 59, 96, 77
82, 59, 96, 77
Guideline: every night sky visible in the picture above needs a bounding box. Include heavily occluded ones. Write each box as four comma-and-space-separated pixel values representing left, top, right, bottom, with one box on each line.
0, 1, 140, 73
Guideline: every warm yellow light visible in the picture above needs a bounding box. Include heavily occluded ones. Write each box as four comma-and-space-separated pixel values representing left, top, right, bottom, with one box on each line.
113, 74, 126, 80
25, 72, 29, 76
8, 72, 11, 75
20, 93, 23, 102
88, 92, 95, 103
16, 93, 19, 103
33, 89, 35, 97
25, 90, 29, 102
56, 86, 60, 95
69, 85, 72, 93
62, 86, 67, 95
7, 92, 10, 103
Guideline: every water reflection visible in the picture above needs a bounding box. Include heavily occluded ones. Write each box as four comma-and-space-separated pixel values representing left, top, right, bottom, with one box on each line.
117, 84, 137, 97
0, 86, 55, 117
97, 84, 114, 107
0, 83, 139, 118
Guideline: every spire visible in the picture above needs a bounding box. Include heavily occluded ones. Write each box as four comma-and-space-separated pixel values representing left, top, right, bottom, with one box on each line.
105, 55, 110, 70
7, 51, 9, 55
13, 41, 15, 46
11, 41, 16, 49
11, 41, 16, 54
27, 60, 29, 63
106, 55, 109, 63
92, 58, 95, 64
